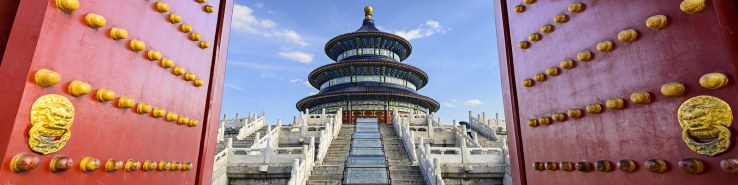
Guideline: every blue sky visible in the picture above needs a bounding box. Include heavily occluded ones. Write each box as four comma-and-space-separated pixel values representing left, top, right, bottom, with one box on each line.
220, 0, 505, 125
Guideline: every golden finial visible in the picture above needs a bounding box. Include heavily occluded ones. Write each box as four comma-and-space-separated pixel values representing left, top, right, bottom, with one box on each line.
364, 6, 373, 19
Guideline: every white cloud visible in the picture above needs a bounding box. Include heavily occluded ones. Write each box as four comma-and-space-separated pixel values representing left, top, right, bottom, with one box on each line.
224, 83, 246, 93
302, 81, 313, 88
443, 99, 458, 108
392, 20, 447, 40
278, 51, 313, 63
308, 91, 318, 95
288, 79, 314, 88
464, 99, 484, 106
231, 4, 308, 46
255, 2, 264, 8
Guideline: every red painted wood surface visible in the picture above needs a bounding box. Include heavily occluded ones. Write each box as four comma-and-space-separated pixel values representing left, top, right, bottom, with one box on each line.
0, 0, 19, 59
495, 0, 738, 184
0, 0, 233, 184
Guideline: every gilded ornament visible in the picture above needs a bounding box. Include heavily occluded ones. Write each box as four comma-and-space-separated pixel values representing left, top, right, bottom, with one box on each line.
522, 79, 534, 87
190, 33, 201, 41
196, 0, 207, 3
10, 153, 40, 173
533, 162, 544, 171
161, 58, 175, 68
514, 5, 526, 13
365, 6, 373, 19
630, 91, 652, 104
518, 41, 530, 49
540, 24, 554, 33
188, 119, 199, 127
125, 160, 141, 172
55, 0, 79, 12
720, 157, 738, 174
130, 39, 146, 51
567, 108, 582, 118
661, 82, 686, 97
546, 67, 560, 76
173, 66, 186, 76
595, 160, 612, 172
80, 157, 100, 172
170, 161, 181, 171
646, 15, 668, 31
194, 79, 205, 87
96, 89, 116, 102
523, 0, 536, 5
184, 73, 197, 81
644, 159, 667, 173
680, 0, 705, 14
699, 72, 729, 90
180, 24, 193, 33
143, 160, 157, 171
34, 69, 62, 87
136, 103, 152, 114
204, 5, 215, 13
545, 162, 558, 171
596, 40, 614, 52
606, 97, 625, 110
155, 2, 170, 13
528, 33, 541, 42
153, 108, 166, 118
68, 80, 91, 97
157, 161, 171, 171
533, 73, 546, 82
678, 95, 732, 156
552, 112, 567, 122
576, 161, 592, 172
617, 29, 638, 43
527, 119, 539, 127
560, 162, 574, 171
678, 158, 704, 174
538, 116, 552, 125
199, 41, 210, 49
553, 14, 569, 24
617, 159, 636, 173
50, 155, 73, 173
586, 103, 603, 114
118, 97, 135, 109
168, 13, 182, 24
559, 60, 575, 69
147, 50, 162, 61
577, 50, 593, 62
177, 116, 190, 125
85, 13, 107, 28
105, 159, 123, 172
166, 112, 179, 122
110, 27, 128, 40
28, 94, 74, 155
182, 162, 192, 171
568, 2, 585, 13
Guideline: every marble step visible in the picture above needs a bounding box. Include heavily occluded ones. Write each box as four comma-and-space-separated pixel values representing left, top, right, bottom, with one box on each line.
305, 180, 342, 185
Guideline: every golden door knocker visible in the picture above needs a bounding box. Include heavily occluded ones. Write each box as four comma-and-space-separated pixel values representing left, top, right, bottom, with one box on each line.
678, 95, 732, 156
28, 94, 75, 155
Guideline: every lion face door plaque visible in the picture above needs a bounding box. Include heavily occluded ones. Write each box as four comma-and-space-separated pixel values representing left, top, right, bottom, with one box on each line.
678, 95, 732, 156
28, 94, 75, 155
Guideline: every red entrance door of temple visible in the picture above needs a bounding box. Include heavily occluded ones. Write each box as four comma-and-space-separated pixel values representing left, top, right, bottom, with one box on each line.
495, 0, 738, 184
0, 0, 233, 184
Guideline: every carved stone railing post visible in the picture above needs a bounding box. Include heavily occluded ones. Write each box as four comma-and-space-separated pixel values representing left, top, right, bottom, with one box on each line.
461, 138, 469, 164
265, 139, 272, 163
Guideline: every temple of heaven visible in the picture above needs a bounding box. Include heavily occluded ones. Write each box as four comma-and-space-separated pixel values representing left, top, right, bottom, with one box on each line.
296, 6, 440, 124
